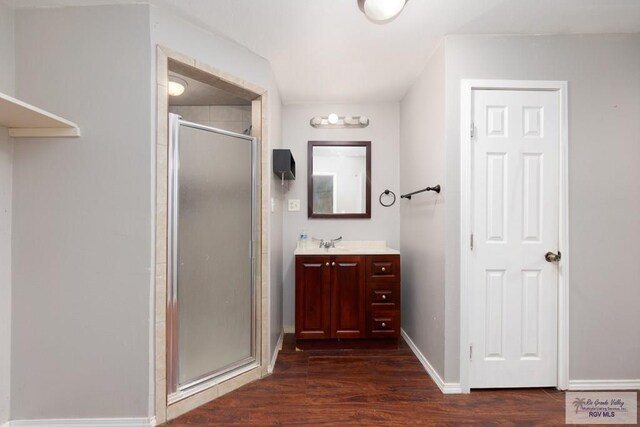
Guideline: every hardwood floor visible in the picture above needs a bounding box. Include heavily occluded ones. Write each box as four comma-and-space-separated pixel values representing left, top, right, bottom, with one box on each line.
164, 334, 571, 426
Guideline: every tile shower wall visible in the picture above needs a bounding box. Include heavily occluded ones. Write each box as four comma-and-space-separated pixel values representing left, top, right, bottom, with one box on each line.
169, 105, 252, 135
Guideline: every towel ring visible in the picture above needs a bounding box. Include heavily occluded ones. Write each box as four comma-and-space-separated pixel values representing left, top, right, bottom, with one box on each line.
379, 189, 396, 207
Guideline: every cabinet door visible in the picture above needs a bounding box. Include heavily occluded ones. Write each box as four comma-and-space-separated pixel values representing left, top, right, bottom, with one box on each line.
295, 256, 331, 339
331, 256, 366, 339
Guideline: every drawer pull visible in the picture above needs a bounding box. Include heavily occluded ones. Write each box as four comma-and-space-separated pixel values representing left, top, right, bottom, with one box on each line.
382, 295, 387, 300
381, 267, 386, 272
332, 261, 336, 266
381, 322, 387, 327
325, 262, 330, 267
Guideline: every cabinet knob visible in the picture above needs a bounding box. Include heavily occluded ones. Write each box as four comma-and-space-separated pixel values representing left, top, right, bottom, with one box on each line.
382, 295, 387, 300
381, 322, 387, 328
381, 267, 386, 272
325, 262, 330, 267
332, 262, 336, 266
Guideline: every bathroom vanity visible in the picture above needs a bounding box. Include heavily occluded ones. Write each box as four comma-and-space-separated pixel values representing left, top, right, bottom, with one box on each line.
295, 242, 400, 349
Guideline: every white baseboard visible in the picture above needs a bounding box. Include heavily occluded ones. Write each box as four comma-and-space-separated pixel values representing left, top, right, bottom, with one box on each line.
401, 329, 462, 394
283, 325, 294, 334
568, 379, 640, 391
268, 329, 284, 374
8, 417, 155, 427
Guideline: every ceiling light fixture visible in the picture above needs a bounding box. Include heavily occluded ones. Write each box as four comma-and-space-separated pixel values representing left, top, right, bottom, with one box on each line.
168, 76, 188, 97
358, 0, 407, 23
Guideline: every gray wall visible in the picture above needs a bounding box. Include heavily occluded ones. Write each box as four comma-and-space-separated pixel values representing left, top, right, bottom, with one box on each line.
12, 5, 152, 419
0, 2, 14, 423
281, 103, 400, 330
268, 73, 284, 357
399, 42, 446, 379
150, 2, 284, 386
7, 3, 284, 420
443, 34, 640, 382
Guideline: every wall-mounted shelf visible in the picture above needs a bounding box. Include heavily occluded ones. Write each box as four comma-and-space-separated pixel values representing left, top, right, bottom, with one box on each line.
0, 91, 80, 138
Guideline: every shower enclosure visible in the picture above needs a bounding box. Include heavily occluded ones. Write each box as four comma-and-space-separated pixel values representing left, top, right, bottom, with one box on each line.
167, 113, 258, 402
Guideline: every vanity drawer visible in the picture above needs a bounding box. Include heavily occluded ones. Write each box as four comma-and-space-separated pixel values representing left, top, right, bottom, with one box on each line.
368, 283, 400, 309
366, 255, 400, 283
368, 310, 400, 338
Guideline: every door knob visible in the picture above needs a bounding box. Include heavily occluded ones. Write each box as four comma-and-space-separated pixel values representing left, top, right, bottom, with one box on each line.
545, 251, 561, 263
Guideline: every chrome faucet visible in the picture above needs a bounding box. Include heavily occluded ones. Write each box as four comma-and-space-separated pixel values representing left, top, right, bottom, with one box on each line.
314, 236, 343, 249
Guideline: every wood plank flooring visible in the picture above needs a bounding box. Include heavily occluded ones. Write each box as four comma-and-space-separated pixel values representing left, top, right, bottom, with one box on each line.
163, 334, 571, 426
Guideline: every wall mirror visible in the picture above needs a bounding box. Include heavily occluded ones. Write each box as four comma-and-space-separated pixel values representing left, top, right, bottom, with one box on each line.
308, 141, 371, 219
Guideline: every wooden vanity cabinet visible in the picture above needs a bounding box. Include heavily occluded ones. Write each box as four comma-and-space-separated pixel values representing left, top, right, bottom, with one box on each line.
295, 253, 400, 347
295, 255, 366, 339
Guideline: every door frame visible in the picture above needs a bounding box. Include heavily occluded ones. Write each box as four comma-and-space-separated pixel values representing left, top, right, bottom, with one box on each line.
154, 46, 270, 423
459, 80, 570, 393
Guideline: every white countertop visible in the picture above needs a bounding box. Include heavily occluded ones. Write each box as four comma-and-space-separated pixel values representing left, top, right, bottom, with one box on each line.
294, 240, 400, 256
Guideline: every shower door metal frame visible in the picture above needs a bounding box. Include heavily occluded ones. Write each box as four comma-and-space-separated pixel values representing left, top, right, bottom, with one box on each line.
167, 113, 259, 403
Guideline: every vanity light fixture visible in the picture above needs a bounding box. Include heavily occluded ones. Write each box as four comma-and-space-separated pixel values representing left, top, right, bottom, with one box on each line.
358, 0, 407, 23
309, 114, 370, 129
168, 76, 188, 97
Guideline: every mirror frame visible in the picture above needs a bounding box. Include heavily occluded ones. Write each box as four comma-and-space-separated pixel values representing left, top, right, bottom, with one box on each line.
307, 140, 371, 219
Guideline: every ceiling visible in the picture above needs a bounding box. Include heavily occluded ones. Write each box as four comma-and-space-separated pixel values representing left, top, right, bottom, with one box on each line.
14, 0, 640, 103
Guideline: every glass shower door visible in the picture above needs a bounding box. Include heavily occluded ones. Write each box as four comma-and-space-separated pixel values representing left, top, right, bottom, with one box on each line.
168, 113, 257, 398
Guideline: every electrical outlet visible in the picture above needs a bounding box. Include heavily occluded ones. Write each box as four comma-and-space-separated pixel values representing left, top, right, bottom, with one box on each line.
288, 199, 300, 211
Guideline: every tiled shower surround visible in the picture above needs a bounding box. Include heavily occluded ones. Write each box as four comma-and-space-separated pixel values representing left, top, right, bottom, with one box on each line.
169, 105, 252, 135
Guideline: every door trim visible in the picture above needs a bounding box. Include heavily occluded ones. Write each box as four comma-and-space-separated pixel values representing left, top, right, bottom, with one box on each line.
154, 46, 269, 423
459, 80, 569, 393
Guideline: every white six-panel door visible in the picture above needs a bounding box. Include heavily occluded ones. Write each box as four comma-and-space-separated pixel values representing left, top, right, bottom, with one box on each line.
470, 89, 560, 388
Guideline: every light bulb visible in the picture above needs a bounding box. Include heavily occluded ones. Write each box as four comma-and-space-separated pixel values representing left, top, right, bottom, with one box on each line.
327, 113, 339, 125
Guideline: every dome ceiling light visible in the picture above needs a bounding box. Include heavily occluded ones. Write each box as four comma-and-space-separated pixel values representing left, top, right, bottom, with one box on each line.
358, 0, 408, 23
168, 76, 188, 97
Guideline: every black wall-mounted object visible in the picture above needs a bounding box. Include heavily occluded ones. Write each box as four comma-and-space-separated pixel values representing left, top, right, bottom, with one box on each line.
273, 149, 296, 180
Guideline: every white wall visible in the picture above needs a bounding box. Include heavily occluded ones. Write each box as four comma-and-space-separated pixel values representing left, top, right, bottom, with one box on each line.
12, 4, 152, 419
282, 103, 400, 330
443, 34, 640, 382
0, 2, 14, 423
399, 42, 446, 378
